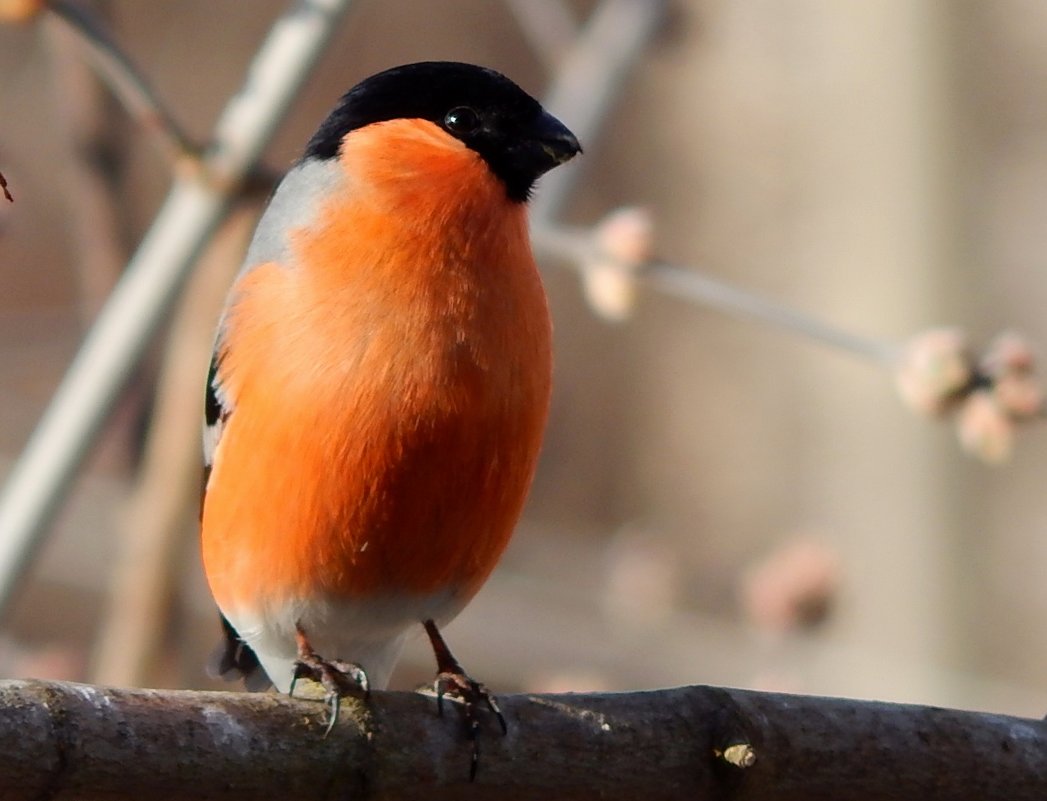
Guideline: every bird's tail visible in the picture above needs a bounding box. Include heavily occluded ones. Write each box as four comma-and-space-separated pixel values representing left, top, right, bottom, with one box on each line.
208, 614, 273, 692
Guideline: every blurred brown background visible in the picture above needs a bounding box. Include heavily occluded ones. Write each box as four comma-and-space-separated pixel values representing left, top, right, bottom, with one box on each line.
1, 0, 1046, 716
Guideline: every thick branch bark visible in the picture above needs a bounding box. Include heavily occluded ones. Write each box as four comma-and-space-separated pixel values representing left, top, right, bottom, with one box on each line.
0, 680, 1044, 799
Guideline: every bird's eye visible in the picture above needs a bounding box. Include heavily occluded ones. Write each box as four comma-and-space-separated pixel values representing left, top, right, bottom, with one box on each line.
443, 106, 481, 135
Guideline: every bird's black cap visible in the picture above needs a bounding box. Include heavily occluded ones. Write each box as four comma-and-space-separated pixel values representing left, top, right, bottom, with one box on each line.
304, 61, 581, 202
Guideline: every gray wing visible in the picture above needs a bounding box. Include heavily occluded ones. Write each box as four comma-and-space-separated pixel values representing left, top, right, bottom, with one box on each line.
200, 156, 345, 691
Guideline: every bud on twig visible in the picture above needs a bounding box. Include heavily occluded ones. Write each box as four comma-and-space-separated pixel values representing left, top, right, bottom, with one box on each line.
895, 328, 971, 416
580, 206, 653, 322
896, 329, 1044, 464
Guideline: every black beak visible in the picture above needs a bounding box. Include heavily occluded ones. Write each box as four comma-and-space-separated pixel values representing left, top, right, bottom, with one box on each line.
528, 109, 582, 175
488, 107, 582, 201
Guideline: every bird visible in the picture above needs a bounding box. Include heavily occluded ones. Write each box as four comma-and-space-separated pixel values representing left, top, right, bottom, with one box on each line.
199, 61, 580, 768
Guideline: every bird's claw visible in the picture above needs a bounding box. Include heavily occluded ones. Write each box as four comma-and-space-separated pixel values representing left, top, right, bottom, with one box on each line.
433, 670, 507, 780
291, 655, 369, 736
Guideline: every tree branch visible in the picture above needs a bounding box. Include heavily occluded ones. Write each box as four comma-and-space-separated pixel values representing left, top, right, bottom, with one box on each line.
0, 679, 1043, 800
46, 0, 197, 163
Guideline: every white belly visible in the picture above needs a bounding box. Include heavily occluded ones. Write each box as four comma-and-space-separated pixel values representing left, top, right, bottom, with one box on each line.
222, 591, 466, 692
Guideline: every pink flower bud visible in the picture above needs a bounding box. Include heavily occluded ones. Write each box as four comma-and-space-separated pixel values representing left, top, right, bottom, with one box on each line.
956, 390, 1014, 464
895, 328, 971, 416
581, 207, 653, 322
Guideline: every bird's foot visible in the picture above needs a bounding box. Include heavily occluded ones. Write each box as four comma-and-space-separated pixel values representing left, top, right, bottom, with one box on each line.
434, 666, 508, 735
291, 627, 369, 737
424, 620, 506, 781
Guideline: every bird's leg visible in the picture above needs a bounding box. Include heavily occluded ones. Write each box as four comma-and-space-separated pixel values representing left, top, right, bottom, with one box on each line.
423, 619, 506, 780
291, 625, 369, 736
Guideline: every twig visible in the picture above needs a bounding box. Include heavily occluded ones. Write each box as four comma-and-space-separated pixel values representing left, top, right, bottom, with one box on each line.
0, 170, 11, 202
503, 0, 578, 70
533, 224, 902, 365
43, 11, 128, 321
643, 261, 902, 364
535, 220, 1047, 464
89, 208, 255, 688
0, 679, 1043, 800
46, 0, 197, 163
0, 0, 355, 618
532, 0, 668, 226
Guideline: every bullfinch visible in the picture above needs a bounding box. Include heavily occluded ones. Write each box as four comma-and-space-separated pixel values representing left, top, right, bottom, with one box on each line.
199, 61, 580, 766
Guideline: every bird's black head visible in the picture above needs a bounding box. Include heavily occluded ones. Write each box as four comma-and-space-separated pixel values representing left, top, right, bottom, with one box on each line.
303, 61, 581, 202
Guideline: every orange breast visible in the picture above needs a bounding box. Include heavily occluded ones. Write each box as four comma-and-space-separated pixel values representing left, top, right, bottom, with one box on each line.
201, 120, 552, 611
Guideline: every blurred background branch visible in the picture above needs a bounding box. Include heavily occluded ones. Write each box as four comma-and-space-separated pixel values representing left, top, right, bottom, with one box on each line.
88, 207, 254, 688
531, 0, 666, 226
47, 0, 196, 164
43, 4, 129, 323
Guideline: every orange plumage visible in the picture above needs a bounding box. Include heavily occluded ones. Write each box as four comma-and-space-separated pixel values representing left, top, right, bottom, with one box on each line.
202, 119, 551, 609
